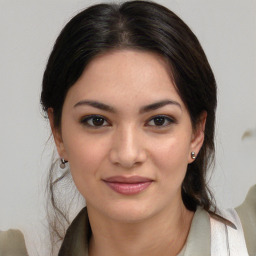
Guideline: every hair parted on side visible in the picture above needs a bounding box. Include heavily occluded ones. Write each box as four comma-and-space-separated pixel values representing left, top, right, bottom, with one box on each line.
40, 0, 217, 251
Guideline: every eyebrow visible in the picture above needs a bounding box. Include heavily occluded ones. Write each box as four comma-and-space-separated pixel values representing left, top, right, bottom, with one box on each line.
139, 100, 181, 114
73, 99, 181, 114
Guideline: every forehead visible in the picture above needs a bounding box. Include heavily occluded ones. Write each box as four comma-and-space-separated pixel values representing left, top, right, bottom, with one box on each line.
64, 49, 183, 108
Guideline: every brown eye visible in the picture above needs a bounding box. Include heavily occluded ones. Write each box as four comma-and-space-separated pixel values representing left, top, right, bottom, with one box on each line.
147, 115, 174, 127
81, 115, 109, 128
153, 116, 165, 126
91, 117, 105, 126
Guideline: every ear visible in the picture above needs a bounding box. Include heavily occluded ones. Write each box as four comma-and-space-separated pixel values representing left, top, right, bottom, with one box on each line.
188, 111, 207, 163
48, 108, 67, 160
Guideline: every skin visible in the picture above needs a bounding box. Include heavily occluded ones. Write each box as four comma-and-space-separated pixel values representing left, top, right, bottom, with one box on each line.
49, 50, 206, 256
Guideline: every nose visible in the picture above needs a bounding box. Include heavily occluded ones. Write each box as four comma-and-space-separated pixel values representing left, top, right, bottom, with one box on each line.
109, 125, 147, 169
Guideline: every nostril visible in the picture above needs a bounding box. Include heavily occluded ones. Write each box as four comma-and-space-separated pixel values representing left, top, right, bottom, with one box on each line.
109, 147, 147, 169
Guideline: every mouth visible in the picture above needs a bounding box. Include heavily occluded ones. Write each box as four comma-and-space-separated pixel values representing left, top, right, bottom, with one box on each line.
103, 176, 153, 195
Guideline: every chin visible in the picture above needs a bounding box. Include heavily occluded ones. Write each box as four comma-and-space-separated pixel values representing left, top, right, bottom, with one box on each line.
101, 200, 158, 224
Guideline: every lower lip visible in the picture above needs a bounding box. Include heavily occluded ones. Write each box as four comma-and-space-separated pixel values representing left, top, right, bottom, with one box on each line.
104, 181, 152, 195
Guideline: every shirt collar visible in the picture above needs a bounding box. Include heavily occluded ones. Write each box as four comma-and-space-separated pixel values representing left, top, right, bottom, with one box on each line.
58, 206, 236, 256
58, 207, 90, 256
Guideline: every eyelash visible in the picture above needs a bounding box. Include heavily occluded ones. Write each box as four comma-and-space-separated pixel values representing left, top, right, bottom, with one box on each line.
80, 115, 110, 128
80, 114, 176, 129
147, 115, 175, 128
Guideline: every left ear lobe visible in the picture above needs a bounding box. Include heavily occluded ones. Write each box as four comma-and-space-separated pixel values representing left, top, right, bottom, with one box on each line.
188, 111, 207, 163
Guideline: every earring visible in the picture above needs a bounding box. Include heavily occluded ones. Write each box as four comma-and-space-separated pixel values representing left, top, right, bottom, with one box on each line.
60, 158, 68, 169
191, 152, 196, 159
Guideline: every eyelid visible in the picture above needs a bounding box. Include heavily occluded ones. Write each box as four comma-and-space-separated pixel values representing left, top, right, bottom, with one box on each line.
80, 114, 176, 129
80, 114, 111, 128
146, 115, 176, 128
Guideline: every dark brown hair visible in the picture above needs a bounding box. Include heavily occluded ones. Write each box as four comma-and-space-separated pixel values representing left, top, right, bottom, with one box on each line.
41, 0, 217, 250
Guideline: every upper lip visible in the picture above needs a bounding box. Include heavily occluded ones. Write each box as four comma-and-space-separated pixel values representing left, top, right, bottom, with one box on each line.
103, 176, 153, 183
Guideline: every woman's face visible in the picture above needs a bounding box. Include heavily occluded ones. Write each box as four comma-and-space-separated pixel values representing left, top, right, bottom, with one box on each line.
51, 50, 205, 223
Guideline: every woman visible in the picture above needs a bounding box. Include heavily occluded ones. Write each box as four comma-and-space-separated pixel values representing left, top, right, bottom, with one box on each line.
40, 1, 254, 255
42, 1, 215, 255
1, 1, 254, 255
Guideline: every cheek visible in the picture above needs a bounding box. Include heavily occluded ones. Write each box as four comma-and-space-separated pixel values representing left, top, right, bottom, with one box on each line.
62, 132, 109, 191
151, 135, 191, 182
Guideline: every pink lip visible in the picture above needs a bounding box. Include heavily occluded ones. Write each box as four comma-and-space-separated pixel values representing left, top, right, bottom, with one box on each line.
103, 176, 153, 195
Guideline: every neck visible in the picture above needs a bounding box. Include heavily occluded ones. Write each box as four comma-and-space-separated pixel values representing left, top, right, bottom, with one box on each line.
87, 203, 194, 256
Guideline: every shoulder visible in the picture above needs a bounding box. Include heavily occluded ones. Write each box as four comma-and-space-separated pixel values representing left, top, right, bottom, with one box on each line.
236, 185, 256, 256
0, 229, 28, 256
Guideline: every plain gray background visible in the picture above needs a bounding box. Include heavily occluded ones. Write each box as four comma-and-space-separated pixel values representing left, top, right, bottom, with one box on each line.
0, 0, 255, 255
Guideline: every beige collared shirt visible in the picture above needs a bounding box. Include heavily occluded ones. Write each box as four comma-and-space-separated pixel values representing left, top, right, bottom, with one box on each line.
58, 206, 211, 256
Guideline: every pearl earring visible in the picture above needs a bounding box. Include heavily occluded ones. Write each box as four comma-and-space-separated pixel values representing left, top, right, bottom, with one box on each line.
191, 152, 196, 159
60, 158, 68, 169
